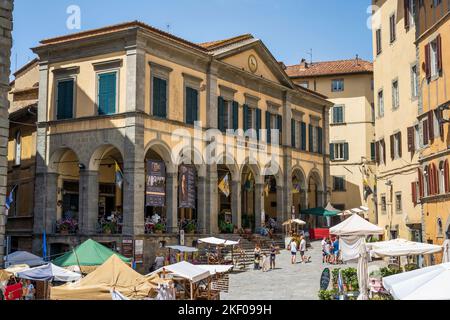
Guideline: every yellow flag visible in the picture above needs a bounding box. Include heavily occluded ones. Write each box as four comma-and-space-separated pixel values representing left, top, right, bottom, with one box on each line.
218, 174, 230, 197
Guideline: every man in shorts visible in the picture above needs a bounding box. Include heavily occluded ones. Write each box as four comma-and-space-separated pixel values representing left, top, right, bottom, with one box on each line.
299, 236, 307, 263
289, 239, 297, 264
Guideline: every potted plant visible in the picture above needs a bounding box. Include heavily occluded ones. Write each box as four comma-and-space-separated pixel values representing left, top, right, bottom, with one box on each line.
102, 222, 116, 234
154, 223, 165, 234
185, 221, 196, 234
57, 218, 78, 235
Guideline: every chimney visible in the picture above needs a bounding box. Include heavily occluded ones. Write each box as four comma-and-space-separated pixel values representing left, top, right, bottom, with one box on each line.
355, 54, 360, 65
300, 58, 308, 68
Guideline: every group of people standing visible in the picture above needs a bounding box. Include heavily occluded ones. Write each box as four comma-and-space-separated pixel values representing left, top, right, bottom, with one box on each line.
321, 237, 341, 264
288, 236, 309, 264
254, 243, 279, 272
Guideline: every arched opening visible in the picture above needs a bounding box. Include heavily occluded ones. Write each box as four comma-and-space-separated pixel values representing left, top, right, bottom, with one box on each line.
292, 169, 306, 217
217, 164, 233, 234
263, 175, 277, 223
55, 149, 80, 234
95, 147, 124, 235
178, 163, 198, 234
306, 171, 324, 229
144, 148, 169, 234
241, 165, 256, 232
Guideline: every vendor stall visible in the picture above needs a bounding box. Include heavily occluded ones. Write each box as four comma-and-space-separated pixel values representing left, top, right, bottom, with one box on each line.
50, 255, 155, 300
4, 251, 45, 268
166, 245, 198, 264
282, 219, 306, 248
301, 206, 340, 240
198, 237, 240, 265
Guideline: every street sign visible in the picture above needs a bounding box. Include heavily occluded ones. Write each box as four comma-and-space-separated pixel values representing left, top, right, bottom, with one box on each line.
320, 268, 331, 291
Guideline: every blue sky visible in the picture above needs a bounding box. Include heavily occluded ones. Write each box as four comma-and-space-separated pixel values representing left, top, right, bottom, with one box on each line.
12, 0, 373, 73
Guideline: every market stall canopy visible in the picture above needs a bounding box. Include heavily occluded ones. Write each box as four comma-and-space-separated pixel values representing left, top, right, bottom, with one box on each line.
282, 219, 306, 226
383, 262, 450, 300
4, 264, 29, 275
52, 239, 131, 267
325, 202, 340, 212
367, 238, 443, 258
50, 255, 155, 300
330, 213, 383, 237
198, 237, 240, 246
16, 263, 81, 282
0, 269, 12, 282
156, 261, 210, 283
300, 207, 339, 217
197, 265, 234, 276
338, 210, 353, 216
4, 251, 45, 267
166, 245, 198, 253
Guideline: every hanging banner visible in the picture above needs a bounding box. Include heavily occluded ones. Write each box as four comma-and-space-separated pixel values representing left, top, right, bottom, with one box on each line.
145, 160, 166, 207
179, 164, 196, 209
218, 174, 230, 197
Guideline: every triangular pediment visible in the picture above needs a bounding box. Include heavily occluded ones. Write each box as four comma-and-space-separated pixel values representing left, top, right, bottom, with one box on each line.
212, 40, 293, 88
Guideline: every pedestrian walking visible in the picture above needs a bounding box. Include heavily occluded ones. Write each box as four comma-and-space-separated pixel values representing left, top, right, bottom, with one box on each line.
321, 237, 327, 263
288, 239, 297, 264
270, 242, 278, 270
299, 236, 307, 263
332, 237, 340, 264
324, 239, 331, 264
254, 244, 262, 270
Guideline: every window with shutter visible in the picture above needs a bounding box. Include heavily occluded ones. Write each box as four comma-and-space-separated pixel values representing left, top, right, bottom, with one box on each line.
56, 79, 74, 120
318, 127, 323, 154
404, 0, 410, 29
308, 124, 313, 152
291, 119, 296, 148
185, 87, 198, 125
375, 141, 380, 164
382, 139, 386, 164
277, 115, 283, 145
330, 143, 335, 161
407, 126, 415, 152
98, 72, 117, 115
153, 77, 167, 118
243, 104, 249, 132
370, 142, 376, 161
436, 34, 442, 73
397, 132, 402, 158
218, 97, 225, 132
301, 122, 307, 151
428, 111, 435, 142
425, 43, 431, 80
256, 108, 261, 141
445, 160, 449, 193
390, 135, 395, 160
411, 182, 417, 206
343, 143, 349, 161
266, 111, 272, 144
418, 168, 424, 198
423, 119, 429, 146
232, 101, 239, 131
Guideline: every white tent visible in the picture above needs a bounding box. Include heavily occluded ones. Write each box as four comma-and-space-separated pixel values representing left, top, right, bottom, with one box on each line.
282, 219, 306, 226
198, 237, 240, 246
197, 265, 233, 275
4, 251, 45, 267
330, 214, 383, 300
16, 263, 81, 282
367, 238, 443, 258
383, 262, 450, 300
166, 245, 198, 253
157, 261, 210, 283
330, 213, 384, 237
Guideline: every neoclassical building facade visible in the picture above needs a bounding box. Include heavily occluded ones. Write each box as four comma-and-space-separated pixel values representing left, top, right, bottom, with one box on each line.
31, 21, 332, 266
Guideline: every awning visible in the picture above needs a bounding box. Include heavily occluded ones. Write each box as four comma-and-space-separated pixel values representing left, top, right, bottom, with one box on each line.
330, 213, 383, 237
157, 261, 210, 283
5, 251, 45, 267
197, 265, 234, 275
282, 219, 306, 226
300, 207, 340, 217
166, 245, 198, 253
198, 237, 240, 246
17, 263, 81, 282
4, 264, 30, 275
367, 238, 443, 258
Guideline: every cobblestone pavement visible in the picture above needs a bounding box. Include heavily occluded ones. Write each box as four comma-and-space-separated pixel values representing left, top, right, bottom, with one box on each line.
221, 240, 386, 300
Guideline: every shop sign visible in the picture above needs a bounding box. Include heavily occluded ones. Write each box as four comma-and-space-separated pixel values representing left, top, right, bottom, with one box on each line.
146, 160, 166, 207
179, 164, 196, 209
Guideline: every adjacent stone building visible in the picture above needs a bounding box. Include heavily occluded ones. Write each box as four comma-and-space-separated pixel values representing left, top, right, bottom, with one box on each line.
30, 21, 332, 270
286, 58, 377, 224
0, 0, 13, 266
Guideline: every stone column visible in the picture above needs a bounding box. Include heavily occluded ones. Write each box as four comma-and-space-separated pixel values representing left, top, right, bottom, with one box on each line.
206, 165, 219, 234
276, 185, 286, 223
79, 170, 99, 234
0, 0, 13, 266
166, 172, 178, 234
122, 165, 145, 236
197, 176, 207, 234
231, 180, 241, 229
254, 183, 265, 230
44, 173, 58, 234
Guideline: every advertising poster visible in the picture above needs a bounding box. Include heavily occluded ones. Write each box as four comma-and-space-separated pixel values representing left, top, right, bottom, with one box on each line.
179, 164, 196, 209
134, 239, 144, 264
145, 160, 166, 207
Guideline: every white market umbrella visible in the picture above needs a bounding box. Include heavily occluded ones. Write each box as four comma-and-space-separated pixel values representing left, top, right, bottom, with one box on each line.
16, 263, 81, 282
198, 237, 240, 247
367, 238, 443, 258
330, 214, 383, 300
443, 240, 450, 263
383, 262, 450, 300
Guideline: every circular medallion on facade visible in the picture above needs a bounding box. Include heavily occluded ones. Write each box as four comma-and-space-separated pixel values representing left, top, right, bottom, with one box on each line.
248, 54, 258, 73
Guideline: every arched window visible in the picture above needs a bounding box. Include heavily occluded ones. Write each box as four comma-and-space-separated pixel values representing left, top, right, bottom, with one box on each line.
14, 130, 21, 166
432, 163, 439, 195
423, 166, 429, 197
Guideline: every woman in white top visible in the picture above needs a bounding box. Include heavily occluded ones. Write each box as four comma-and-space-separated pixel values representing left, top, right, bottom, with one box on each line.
289, 240, 297, 264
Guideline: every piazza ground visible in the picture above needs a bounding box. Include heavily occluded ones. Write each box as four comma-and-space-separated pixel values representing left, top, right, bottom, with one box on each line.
222, 241, 386, 300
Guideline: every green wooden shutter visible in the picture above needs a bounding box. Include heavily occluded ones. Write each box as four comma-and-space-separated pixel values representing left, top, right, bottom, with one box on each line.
330, 143, 335, 160
256, 108, 261, 140
370, 142, 376, 161
98, 72, 116, 115
232, 101, 239, 131
291, 119, 296, 148
332, 107, 337, 124
318, 127, 323, 154
186, 87, 198, 125
218, 96, 225, 132
277, 115, 283, 145
266, 111, 271, 143
153, 77, 167, 118
308, 124, 313, 152
243, 104, 249, 132
301, 122, 307, 151
344, 143, 349, 160
57, 79, 74, 120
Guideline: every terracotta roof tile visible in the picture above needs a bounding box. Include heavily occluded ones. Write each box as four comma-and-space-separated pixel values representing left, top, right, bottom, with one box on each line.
198, 34, 254, 50
286, 59, 373, 78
